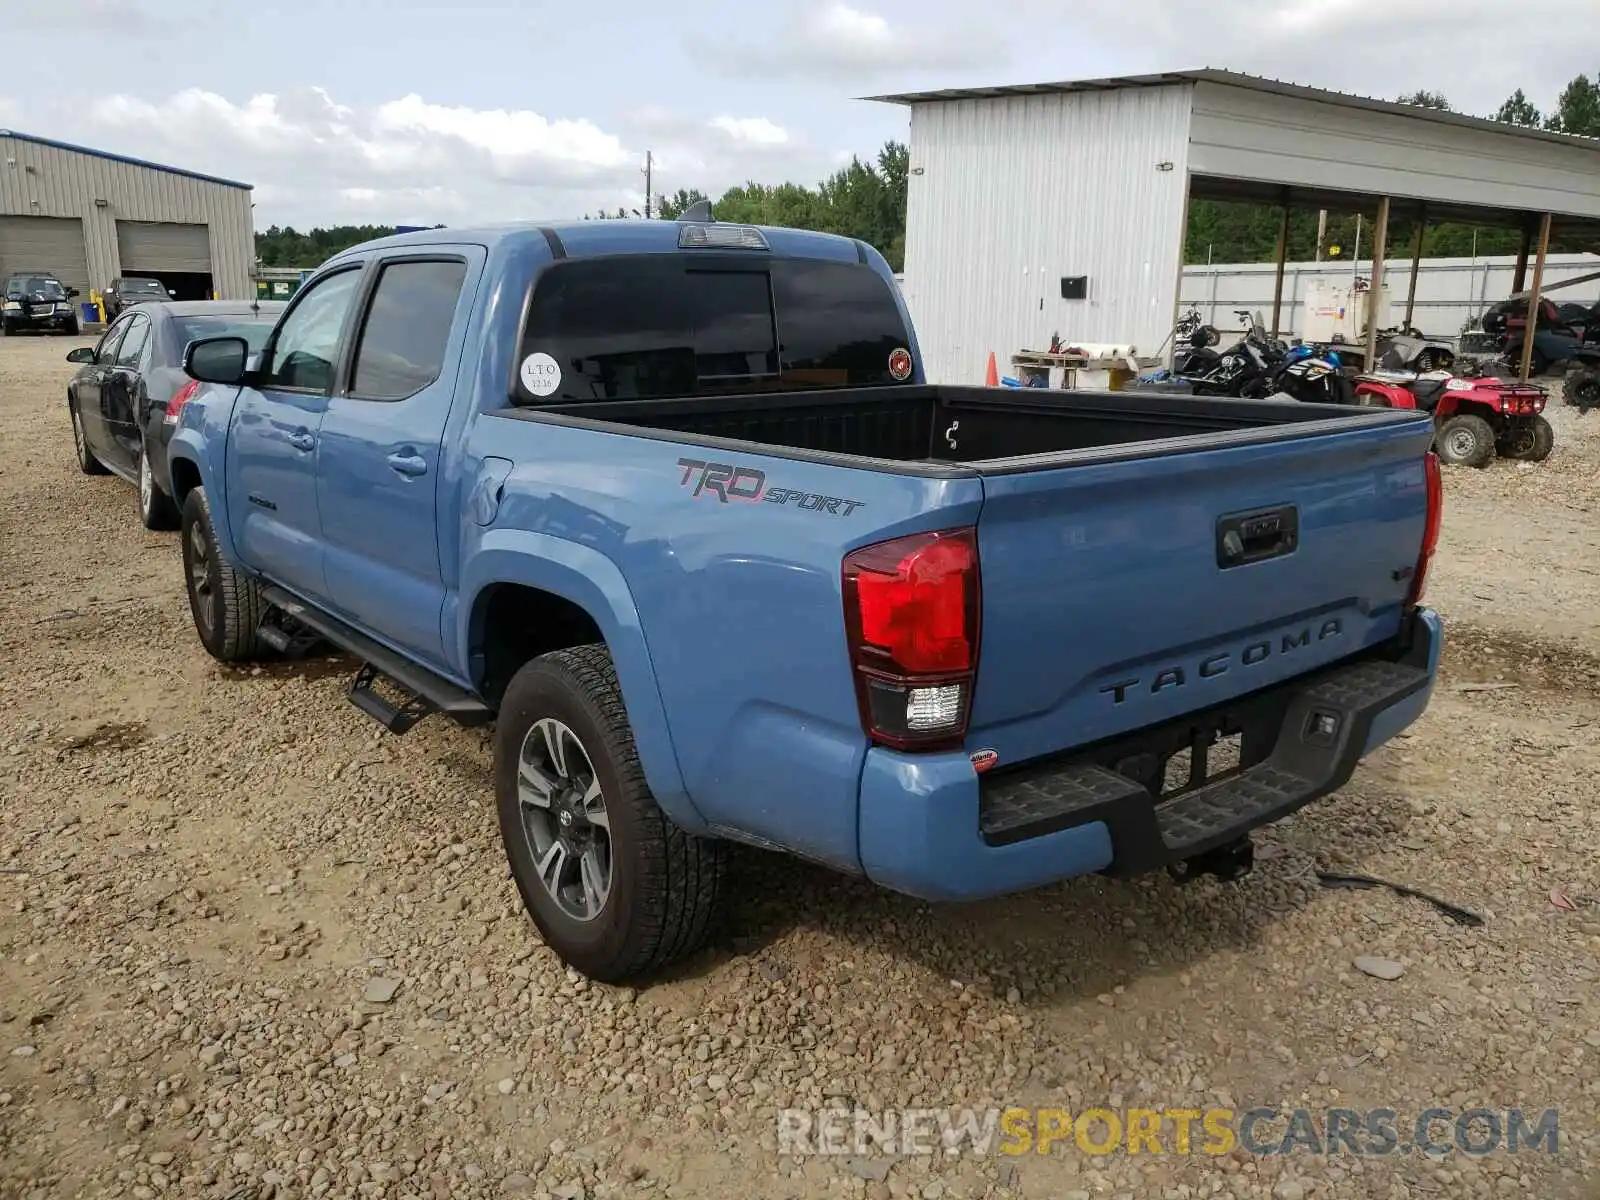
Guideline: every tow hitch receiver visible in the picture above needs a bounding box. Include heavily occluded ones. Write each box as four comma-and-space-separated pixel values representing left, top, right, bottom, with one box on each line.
1168, 835, 1255, 884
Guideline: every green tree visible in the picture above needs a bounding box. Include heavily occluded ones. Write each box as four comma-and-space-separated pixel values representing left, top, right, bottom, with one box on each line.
1494, 89, 1542, 127
1545, 73, 1600, 136
1397, 90, 1451, 110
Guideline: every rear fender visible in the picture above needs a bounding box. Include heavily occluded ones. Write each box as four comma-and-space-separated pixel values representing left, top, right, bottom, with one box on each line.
459, 531, 704, 834
1354, 382, 1415, 409
166, 429, 245, 567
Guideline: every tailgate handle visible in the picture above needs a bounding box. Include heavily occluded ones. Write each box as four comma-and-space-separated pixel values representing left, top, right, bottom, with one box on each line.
1217, 505, 1298, 568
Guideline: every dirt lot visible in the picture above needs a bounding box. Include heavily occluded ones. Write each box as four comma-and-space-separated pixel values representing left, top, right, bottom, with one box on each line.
1, 333, 1598, 1200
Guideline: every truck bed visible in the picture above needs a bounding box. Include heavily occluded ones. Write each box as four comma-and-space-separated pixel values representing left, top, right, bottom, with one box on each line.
530, 384, 1418, 471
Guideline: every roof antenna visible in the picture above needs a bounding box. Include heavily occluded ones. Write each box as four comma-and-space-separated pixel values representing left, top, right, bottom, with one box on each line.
678, 199, 714, 223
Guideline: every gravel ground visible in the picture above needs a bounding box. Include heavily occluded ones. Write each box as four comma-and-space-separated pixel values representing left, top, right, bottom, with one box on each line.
1, 333, 1597, 1200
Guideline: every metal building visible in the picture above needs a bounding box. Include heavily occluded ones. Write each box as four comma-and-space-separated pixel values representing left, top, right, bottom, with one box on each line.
0, 129, 255, 303
869, 70, 1600, 385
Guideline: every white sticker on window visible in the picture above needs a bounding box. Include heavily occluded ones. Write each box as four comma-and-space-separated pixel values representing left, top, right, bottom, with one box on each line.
519, 352, 561, 397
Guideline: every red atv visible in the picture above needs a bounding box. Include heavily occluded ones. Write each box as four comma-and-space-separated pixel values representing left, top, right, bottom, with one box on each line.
1352, 370, 1554, 468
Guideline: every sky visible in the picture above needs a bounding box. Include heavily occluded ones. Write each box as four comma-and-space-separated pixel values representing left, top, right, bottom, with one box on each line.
3, 0, 1591, 229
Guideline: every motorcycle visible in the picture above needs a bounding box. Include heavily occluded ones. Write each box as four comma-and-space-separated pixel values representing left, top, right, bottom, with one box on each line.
1269, 344, 1352, 404
1172, 307, 1223, 375
1182, 310, 1287, 398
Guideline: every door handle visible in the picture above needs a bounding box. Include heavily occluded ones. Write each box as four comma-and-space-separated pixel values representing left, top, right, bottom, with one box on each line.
386, 451, 428, 477
288, 430, 315, 452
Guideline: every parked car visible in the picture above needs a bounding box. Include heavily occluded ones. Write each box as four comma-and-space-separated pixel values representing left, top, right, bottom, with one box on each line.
103, 276, 173, 320
166, 217, 1445, 983
1, 272, 81, 335
65, 300, 285, 528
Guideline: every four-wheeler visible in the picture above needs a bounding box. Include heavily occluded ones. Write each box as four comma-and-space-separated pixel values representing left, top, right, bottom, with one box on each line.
1353, 370, 1553, 468
2, 272, 81, 335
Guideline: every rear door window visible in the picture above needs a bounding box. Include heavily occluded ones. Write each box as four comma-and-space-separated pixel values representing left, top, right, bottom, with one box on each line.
348, 258, 468, 401
515, 254, 909, 405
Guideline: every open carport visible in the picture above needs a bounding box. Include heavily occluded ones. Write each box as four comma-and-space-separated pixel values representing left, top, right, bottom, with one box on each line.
870, 70, 1600, 385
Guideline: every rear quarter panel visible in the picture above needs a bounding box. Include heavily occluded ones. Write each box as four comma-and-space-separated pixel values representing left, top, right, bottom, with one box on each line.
460, 413, 983, 872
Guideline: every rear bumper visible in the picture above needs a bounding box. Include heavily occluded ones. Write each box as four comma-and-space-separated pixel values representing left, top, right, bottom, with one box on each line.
858, 607, 1442, 902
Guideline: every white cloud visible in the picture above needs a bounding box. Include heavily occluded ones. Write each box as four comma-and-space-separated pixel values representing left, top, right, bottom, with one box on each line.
686, 1, 1008, 83
990, 0, 1587, 117
4, 86, 837, 228
10, 0, 169, 36
710, 116, 790, 146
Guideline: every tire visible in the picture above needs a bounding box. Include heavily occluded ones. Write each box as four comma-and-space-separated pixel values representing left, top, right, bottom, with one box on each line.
495, 645, 725, 983
1528, 348, 1549, 377
1565, 368, 1600, 411
1501, 415, 1555, 462
69, 396, 109, 476
137, 438, 180, 530
180, 486, 268, 662
62, 318, 80, 337
1434, 413, 1496, 468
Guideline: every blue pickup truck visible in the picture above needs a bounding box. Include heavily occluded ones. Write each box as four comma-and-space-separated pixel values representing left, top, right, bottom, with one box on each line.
166, 212, 1444, 982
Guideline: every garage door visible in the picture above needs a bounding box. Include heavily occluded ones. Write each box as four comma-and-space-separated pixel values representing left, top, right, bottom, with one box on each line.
0, 216, 90, 298
116, 221, 212, 274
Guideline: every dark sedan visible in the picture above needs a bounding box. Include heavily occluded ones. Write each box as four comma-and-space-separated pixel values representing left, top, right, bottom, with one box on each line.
66, 300, 286, 529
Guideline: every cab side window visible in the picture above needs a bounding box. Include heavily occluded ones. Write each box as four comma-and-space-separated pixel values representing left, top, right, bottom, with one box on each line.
94, 319, 130, 364
261, 267, 364, 393
115, 314, 150, 368
348, 259, 468, 401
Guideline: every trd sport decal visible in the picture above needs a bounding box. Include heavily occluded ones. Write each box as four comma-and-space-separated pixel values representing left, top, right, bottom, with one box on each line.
676, 458, 866, 517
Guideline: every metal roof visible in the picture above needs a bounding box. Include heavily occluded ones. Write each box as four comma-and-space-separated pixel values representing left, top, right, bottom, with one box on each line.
0, 128, 253, 190
865, 68, 1600, 156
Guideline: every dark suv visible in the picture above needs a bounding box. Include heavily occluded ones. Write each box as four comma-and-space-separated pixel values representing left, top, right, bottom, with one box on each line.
2, 273, 81, 336
104, 276, 172, 320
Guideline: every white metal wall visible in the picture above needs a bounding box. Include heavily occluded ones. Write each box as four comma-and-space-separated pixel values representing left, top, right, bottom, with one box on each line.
0, 134, 255, 299
901, 86, 1195, 384
1180, 253, 1600, 341
1190, 82, 1600, 220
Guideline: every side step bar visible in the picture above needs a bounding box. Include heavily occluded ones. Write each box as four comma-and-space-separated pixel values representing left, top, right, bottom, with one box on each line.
259, 584, 493, 734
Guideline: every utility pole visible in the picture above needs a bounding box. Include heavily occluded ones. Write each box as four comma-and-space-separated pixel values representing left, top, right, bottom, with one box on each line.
642, 151, 653, 219
1315, 210, 1328, 262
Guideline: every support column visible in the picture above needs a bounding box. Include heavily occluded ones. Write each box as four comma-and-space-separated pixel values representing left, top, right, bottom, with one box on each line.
1403, 205, 1426, 333
1269, 205, 1291, 338
1512, 222, 1532, 294
1363, 197, 1391, 372
1518, 212, 1553, 383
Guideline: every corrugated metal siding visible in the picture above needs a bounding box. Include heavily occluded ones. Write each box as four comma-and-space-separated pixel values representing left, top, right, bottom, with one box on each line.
0, 216, 90, 296
901, 85, 1194, 384
116, 220, 213, 273
0, 134, 254, 298
1190, 82, 1600, 220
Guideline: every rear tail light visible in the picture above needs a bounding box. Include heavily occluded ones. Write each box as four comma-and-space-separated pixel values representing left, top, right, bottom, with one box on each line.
1406, 451, 1442, 610
842, 528, 980, 751
165, 380, 201, 425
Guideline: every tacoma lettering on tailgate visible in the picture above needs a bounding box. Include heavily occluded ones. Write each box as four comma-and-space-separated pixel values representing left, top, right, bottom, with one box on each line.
1099, 619, 1345, 705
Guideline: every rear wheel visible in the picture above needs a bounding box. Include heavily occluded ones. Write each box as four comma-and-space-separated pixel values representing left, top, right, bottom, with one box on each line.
1565, 368, 1600, 411
1435, 413, 1495, 468
69, 397, 109, 476
137, 438, 180, 530
180, 486, 268, 662
1501, 415, 1555, 462
495, 645, 725, 983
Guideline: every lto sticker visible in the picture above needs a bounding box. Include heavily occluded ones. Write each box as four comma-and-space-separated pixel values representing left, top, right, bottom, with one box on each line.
520, 352, 561, 397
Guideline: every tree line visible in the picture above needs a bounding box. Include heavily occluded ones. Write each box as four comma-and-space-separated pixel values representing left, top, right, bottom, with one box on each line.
253, 73, 1600, 272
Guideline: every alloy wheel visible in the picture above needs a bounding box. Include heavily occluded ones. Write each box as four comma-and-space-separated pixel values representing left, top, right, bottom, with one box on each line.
187, 521, 214, 634
515, 717, 612, 922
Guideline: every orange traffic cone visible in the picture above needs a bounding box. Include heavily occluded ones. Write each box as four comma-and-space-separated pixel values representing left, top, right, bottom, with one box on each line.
984, 351, 999, 387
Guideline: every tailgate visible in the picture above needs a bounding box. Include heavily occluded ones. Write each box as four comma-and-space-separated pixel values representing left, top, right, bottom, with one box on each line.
969, 412, 1436, 763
